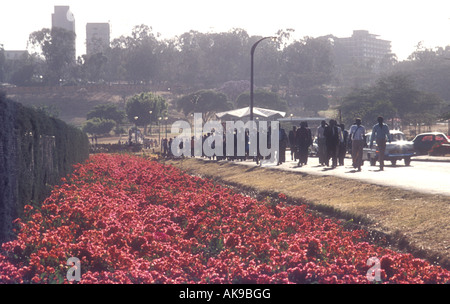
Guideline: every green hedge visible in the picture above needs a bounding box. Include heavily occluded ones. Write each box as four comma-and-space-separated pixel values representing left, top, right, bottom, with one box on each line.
0, 92, 89, 242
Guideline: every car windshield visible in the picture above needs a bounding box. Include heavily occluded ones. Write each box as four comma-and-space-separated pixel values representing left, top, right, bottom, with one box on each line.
391, 133, 406, 142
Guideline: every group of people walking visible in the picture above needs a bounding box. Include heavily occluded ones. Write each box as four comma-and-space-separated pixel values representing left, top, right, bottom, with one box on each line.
155, 116, 392, 172
288, 119, 348, 168
288, 116, 391, 171
346, 116, 391, 171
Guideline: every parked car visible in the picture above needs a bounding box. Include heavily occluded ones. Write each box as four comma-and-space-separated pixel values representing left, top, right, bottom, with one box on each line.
412, 132, 450, 155
363, 130, 415, 166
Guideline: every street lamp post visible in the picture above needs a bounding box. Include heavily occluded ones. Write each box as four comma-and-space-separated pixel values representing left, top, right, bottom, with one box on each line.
164, 117, 168, 139
134, 116, 139, 144
250, 36, 277, 121
148, 110, 152, 135
158, 117, 162, 149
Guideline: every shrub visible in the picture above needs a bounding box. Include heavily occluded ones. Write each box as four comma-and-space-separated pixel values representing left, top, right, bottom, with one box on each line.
82, 118, 116, 136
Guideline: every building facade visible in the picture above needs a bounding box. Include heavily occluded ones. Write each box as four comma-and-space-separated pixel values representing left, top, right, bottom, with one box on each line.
336, 30, 392, 68
4, 50, 28, 61
52, 6, 75, 32
86, 23, 110, 56
51, 6, 76, 61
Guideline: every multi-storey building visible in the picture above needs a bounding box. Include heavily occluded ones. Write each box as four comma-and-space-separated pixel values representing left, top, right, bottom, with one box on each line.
51, 6, 76, 61
52, 6, 75, 32
4, 50, 28, 61
86, 23, 110, 56
336, 30, 392, 69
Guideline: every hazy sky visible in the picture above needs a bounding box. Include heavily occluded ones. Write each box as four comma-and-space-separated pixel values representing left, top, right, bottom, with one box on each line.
1, 0, 450, 61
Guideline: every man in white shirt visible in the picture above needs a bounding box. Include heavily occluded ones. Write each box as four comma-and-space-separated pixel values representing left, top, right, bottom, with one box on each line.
370, 116, 391, 171
348, 118, 366, 171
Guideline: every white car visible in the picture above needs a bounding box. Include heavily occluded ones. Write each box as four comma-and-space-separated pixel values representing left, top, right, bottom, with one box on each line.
363, 130, 415, 166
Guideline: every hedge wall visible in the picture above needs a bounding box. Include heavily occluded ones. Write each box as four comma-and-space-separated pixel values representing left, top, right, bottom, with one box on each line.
0, 92, 89, 242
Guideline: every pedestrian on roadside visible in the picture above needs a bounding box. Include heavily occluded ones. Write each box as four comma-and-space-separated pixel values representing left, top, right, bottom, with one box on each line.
370, 116, 391, 171
338, 123, 348, 166
348, 118, 366, 171
288, 126, 297, 161
278, 127, 288, 165
296, 121, 312, 166
168, 138, 173, 158
323, 119, 341, 168
162, 138, 168, 156
317, 120, 328, 166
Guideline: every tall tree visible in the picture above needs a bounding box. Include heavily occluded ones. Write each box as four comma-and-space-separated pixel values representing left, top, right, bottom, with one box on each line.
125, 92, 168, 132
202, 29, 250, 85
302, 94, 329, 115
124, 25, 161, 84
395, 44, 450, 102
236, 89, 288, 111
339, 73, 442, 127
87, 104, 125, 124
175, 31, 210, 88
280, 37, 334, 105
82, 118, 116, 136
82, 52, 108, 82
218, 80, 250, 106
28, 27, 76, 85
176, 90, 232, 122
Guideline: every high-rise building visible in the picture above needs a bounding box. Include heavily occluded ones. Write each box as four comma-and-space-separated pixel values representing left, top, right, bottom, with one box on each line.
51, 6, 76, 60
86, 23, 110, 56
336, 30, 392, 68
4, 50, 28, 61
52, 6, 75, 33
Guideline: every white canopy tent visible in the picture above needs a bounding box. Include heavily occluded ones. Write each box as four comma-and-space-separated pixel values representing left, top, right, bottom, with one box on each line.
215, 106, 286, 121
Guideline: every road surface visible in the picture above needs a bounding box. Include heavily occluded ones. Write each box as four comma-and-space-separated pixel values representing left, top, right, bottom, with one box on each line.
232, 152, 450, 197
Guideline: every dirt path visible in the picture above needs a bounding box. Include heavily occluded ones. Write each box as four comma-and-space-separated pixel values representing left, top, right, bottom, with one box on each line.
163, 157, 450, 270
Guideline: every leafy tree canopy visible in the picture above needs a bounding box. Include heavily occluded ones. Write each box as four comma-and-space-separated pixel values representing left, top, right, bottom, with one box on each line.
28, 27, 76, 85
302, 94, 329, 115
339, 73, 443, 127
87, 104, 125, 124
125, 92, 168, 126
236, 89, 288, 112
176, 89, 232, 121
218, 80, 250, 105
82, 117, 116, 135
280, 37, 334, 94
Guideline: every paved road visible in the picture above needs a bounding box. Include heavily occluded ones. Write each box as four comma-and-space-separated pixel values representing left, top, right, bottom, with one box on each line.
232, 152, 450, 197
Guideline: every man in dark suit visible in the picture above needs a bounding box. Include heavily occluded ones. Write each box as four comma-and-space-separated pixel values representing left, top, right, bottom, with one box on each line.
323, 119, 341, 168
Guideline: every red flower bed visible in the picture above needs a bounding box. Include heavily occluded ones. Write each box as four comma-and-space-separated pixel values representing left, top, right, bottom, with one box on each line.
1, 154, 449, 284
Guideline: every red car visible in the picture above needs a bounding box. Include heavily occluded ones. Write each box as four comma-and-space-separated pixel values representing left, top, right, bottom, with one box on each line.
412, 132, 450, 155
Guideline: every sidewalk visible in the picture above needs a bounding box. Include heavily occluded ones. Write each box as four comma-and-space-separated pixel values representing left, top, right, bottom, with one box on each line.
411, 155, 450, 162
214, 152, 450, 197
